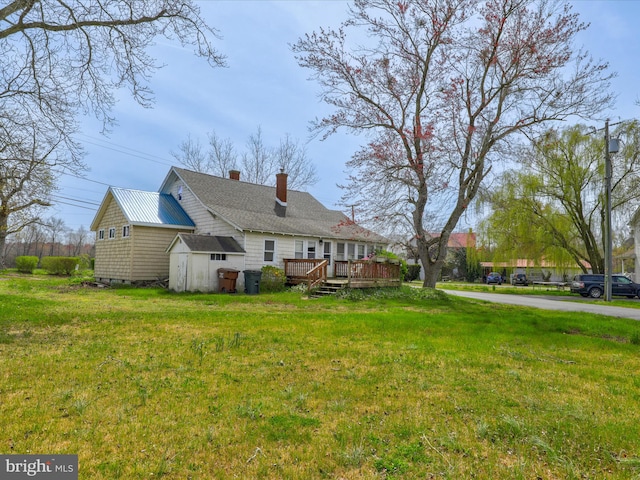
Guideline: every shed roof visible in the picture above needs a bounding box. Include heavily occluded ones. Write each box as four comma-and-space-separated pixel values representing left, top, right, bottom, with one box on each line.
91, 187, 195, 230
160, 167, 388, 243
169, 233, 245, 254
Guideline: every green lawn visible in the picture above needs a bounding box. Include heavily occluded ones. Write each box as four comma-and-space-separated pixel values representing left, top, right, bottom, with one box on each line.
1, 275, 640, 479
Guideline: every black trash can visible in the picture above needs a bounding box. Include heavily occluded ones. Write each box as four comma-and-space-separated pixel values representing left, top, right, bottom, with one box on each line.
243, 270, 262, 294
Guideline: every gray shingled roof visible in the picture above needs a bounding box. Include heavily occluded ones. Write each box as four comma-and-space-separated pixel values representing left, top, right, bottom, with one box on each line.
110, 187, 195, 228
177, 234, 244, 253
167, 167, 388, 243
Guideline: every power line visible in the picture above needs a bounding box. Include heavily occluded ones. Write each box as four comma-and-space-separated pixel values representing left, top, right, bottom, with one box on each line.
53, 168, 113, 187
77, 133, 175, 167
50, 199, 98, 211
50, 194, 101, 206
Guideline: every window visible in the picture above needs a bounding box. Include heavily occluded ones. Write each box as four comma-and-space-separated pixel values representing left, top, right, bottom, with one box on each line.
294, 240, 304, 259
108, 227, 116, 239
98, 229, 105, 240
122, 225, 130, 238
210, 253, 227, 261
264, 239, 275, 262
357, 244, 365, 259
347, 243, 355, 260
336, 243, 345, 261
307, 241, 316, 259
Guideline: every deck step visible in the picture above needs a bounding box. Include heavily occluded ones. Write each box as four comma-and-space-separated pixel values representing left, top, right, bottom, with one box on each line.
309, 281, 347, 298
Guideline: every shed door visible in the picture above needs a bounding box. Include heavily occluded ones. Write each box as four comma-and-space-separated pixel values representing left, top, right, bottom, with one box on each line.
176, 253, 188, 292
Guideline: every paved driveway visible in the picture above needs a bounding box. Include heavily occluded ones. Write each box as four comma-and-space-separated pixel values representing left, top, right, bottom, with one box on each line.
444, 290, 640, 321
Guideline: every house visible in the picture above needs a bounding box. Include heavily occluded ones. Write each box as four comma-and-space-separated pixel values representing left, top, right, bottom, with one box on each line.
91, 167, 389, 291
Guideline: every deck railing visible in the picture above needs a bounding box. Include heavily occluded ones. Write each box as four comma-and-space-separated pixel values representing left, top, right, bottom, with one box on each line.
283, 259, 327, 289
335, 260, 401, 285
285, 258, 401, 290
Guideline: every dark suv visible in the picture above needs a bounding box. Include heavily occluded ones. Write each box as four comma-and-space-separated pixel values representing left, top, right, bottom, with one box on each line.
512, 273, 529, 286
570, 274, 640, 299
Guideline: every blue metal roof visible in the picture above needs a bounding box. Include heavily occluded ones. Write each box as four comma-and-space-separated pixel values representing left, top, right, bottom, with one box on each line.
110, 187, 195, 227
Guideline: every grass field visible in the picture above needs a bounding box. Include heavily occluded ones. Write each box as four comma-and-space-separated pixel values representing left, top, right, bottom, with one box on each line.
2, 274, 640, 479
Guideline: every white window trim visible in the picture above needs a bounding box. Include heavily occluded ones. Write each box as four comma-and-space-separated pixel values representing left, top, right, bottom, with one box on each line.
122, 225, 131, 238
264, 238, 276, 263
108, 227, 116, 240
98, 229, 105, 240
307, 240, 317, 259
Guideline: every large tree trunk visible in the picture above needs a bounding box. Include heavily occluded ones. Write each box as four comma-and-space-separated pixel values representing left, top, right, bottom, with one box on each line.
417, 231, 451, 289
422, 258, 445, 288
0, 211, 9, 269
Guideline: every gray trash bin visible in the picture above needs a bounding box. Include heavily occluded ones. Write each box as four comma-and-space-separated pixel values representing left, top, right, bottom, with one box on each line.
243, 270, 262, 294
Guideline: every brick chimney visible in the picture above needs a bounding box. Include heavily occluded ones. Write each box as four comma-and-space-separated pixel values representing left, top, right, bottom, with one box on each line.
276, 170, 288, 206
229, 170, 240, 181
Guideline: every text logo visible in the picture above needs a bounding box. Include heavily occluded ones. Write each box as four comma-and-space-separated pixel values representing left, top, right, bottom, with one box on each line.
0, 455, 77, 479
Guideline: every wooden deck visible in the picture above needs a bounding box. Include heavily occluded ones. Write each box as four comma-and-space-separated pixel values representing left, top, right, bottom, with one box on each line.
283, 259, 402, 291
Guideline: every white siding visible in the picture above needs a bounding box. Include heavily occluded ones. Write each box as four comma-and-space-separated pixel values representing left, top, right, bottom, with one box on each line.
168, 249, 245, 292
243, 233, 298, 270
165, 178, 239, 238
167, 235, 245, 292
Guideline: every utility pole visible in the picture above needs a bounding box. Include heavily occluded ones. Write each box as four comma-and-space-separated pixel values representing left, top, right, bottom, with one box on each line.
604, 119, 619, 301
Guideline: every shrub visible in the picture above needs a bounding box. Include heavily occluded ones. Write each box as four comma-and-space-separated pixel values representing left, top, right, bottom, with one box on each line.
77, 254, 93, 270
334, 285, 448, 301
404, 264, 421, 282
260, 265, 287, 293
16, 256, 39, 274
374, 249, 408, 280
41, 256, 80, 275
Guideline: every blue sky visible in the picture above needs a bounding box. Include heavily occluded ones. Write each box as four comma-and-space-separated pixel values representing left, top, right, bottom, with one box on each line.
54, 0, 640, 232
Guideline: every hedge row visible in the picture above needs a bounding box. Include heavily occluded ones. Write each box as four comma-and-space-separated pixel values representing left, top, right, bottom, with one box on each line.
16, 256, 39, 274
40, 257, 80, 275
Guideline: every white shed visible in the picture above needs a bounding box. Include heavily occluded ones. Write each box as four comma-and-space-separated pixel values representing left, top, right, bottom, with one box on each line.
167, 233, 245, 292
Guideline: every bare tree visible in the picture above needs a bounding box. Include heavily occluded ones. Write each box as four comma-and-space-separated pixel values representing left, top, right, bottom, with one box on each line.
173, 126, 318, 189
208, 132, 239, 177
0, 0, 225, 265
0, 117, 63, 266
241, 126, 277, 185
18, 224, 38, 256
69, 225, 89, 257
171, 134, 208, 173
274, 134, 319, 190
172, 131, 238, 177
293, 0, 614, 287
46, 217, 69, 257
